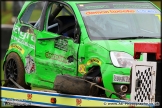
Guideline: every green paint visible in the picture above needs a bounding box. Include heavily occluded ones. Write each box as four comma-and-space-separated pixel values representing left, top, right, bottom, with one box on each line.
3, 1, 161, 100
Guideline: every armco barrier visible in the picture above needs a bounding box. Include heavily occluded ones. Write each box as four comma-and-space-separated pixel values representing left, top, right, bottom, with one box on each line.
1, 24, 13, 59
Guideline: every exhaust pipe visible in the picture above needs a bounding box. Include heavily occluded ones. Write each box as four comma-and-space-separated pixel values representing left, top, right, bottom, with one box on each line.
114, 85, 128, 93
120, 85, 128, 93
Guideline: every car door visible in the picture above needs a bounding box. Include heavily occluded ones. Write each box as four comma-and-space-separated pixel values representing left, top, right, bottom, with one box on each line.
35, 2, 80, 85
12, 1, 47, 85
12, 22, 36, 76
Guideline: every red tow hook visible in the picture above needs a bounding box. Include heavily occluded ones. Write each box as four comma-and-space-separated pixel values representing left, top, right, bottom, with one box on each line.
94, 77, 102, 84
84, 76, 102, 84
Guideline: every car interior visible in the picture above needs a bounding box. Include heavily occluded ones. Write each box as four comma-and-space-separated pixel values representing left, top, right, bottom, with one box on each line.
47, 3, 76, 39
21, 2, 77, 39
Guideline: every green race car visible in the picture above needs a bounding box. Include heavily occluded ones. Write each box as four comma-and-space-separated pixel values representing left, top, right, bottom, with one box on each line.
3, 1, 161, 99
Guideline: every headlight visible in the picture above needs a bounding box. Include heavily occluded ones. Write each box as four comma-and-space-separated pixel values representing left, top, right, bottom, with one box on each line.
110, 51, 134, 68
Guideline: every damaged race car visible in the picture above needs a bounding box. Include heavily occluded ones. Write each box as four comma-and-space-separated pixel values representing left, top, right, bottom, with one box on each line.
3, 1, 161, 100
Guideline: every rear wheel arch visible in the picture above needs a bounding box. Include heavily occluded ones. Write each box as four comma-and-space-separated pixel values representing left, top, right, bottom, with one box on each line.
3, 51, 25, 71
3, 51, 31, 89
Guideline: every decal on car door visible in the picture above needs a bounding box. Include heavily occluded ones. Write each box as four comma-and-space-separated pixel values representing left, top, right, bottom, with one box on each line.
25, 54, 35, 73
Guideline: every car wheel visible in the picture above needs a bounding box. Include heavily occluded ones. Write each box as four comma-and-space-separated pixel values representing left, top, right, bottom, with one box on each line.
54, 75, 98, 96
4, 52, 31, 89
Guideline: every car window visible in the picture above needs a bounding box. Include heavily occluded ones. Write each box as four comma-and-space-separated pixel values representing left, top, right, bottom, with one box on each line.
46, 3, 75, 37
49, 3, 59, 16
57, 5, 73, 17
49, 3, 73, 17
20, 1, 45, 26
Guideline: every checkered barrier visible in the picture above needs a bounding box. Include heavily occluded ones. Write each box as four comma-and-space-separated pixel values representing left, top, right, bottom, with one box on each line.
134, 68, 152, 102
131, 61, 157, 103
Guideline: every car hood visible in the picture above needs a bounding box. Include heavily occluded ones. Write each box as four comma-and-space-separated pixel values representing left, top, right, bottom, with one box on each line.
92, 39, 160, 55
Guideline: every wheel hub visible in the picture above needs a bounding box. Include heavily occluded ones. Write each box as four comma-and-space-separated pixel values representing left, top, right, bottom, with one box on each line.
6, 59, 18, 81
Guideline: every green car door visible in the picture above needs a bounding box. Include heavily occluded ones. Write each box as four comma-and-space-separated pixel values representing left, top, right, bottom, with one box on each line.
34, 1, 80, 88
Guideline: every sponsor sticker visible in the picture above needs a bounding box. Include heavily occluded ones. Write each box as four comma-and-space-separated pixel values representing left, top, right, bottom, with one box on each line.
25, 55, 35, 73
9, 44, 25, 54
109, 9, 135, 14
78, 64, 86, 74
85, 9, 135, 15
136, 9, 157, 13
11, 36, 35, 49
87, 58, 101, 65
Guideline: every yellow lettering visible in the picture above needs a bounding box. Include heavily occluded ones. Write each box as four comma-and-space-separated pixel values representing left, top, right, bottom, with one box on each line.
9, 44, 24, 54
87, 58, 101, 65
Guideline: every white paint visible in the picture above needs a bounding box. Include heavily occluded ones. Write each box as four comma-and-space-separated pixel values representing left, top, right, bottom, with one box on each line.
13, 25, 35, 42
11, 36, 35, 49
131, 61, 157, 103
142, 53, 147, 61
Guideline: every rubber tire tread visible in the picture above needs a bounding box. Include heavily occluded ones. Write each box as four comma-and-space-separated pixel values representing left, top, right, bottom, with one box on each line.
54, 75, 91, 95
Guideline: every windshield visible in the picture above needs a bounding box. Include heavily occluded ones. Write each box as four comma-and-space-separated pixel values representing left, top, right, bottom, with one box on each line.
77, 2, 161, 40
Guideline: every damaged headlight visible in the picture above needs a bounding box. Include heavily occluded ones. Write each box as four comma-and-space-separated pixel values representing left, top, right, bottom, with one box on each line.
110, 51, 135, 68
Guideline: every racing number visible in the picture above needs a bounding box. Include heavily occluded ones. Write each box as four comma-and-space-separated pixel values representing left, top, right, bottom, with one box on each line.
155, 14, 161, 21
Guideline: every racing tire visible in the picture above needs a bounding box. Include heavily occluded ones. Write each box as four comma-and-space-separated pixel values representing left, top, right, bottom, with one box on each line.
3, 52, 31, 89
54, 75, 98, 96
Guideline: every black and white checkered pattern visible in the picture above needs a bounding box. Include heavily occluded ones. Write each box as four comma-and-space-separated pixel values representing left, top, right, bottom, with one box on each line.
134, 67, 152, 102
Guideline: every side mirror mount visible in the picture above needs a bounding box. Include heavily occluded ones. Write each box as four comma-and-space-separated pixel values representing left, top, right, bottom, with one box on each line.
74, 22, 81, 43
67, 55, 74, 63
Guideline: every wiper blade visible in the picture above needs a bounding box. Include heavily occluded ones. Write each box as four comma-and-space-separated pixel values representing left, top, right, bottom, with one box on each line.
108, 36, 160, 40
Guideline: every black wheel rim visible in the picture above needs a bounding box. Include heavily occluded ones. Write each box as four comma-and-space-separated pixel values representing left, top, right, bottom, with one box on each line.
5, 59, 18, 87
